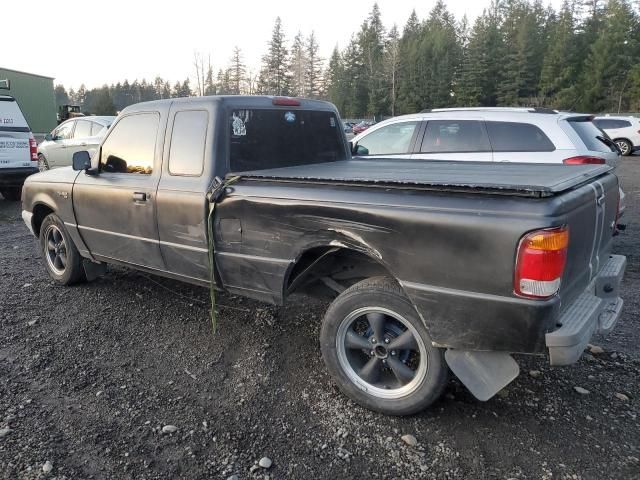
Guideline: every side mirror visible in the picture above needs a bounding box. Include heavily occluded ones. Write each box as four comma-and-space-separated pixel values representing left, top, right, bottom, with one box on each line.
354, 144, 369, 156
45, 133, 53, 142
72, 151, 92, 171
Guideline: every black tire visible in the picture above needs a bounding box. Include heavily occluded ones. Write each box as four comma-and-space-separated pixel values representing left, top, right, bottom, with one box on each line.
615, 139, 632, 156
39, 213, 86, 285
320, 276, 448, 416
0, 187, 22, 201
38, 154, 50, 171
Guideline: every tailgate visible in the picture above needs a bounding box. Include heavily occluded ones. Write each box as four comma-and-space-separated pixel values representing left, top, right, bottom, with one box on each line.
559, 172, 619, 308
0, 133, 31, 168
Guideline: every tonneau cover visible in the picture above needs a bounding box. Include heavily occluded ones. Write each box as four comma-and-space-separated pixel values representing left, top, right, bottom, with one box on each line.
233, 159, 612, 197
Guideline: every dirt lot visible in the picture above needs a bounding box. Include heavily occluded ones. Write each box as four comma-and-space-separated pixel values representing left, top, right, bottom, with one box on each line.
1, 159, 639, 480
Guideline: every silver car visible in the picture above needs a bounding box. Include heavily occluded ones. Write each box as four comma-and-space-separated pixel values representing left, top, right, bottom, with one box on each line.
38, 116, 115, 170
351, 108, 620, 166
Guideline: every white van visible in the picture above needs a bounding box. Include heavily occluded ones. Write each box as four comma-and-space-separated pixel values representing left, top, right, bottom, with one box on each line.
0, 93, 38, 200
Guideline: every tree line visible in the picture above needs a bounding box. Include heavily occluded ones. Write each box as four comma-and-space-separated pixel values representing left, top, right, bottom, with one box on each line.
56, 0, 640, 118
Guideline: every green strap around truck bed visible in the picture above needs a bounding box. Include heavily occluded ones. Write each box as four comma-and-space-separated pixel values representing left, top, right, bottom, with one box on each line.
206, 175, 241, 333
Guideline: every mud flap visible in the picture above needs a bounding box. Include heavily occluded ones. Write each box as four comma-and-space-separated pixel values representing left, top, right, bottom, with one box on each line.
82, 259, 107, 281
445, 350, 520, 401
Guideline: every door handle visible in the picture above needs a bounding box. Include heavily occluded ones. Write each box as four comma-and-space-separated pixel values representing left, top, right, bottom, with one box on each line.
61, 144, 68, 148
80, 142, 87, 146
133, 192, 147, 202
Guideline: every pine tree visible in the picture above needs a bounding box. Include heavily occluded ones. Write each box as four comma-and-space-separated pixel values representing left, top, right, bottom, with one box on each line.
259, 17, 289, 95
93, 86, 116, 115
204, 66, 216, 95
325, 46, 347, 114
288, 32, 307, 97
54, 85, 69, 107
359, 3, 387, 117
229, 46, 247, 95
539, 0, 580, 108
306, 32, 323, 98
384, 25, 401, 115
580, 0, 638, 112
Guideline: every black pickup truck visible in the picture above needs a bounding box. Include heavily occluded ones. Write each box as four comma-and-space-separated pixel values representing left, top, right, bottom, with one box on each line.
21, 96, 626, 415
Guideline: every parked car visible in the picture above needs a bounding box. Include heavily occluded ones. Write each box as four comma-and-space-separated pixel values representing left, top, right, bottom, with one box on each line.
350, 108, 620, 165
37, 116, 115, 170
352, 121, 373, 135
21, 96, 626, 416
0, 93, 38, 200
593, 115, 640, 156
343, 122, 353, 134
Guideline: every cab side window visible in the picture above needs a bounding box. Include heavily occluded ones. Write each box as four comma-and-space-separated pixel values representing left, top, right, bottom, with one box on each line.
356, 121, 419, 156
54, 122, 74, 140
168, 110, 208, 176
100, 113, 159, 174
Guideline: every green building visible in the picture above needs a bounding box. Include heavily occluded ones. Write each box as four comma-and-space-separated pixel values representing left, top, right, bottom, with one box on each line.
0, 67, 57, 136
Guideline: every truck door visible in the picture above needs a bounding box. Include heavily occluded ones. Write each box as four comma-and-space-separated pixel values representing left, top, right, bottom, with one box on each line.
72, 111, 166, 270
156, 105, 213, 282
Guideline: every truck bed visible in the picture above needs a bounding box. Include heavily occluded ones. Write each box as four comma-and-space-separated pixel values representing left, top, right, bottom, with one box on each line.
233, 159, 612, 197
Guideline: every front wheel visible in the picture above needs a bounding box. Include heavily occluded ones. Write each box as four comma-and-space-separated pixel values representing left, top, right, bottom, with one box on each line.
39, 213, 86, 285
320, 276, 448, 415
615, 139, 632, 156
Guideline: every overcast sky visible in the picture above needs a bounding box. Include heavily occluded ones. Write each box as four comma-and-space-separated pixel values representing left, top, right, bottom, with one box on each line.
6, 0, 560, 89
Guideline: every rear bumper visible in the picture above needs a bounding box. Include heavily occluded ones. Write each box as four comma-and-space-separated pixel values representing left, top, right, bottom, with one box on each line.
546, 254, 626, 365
0, 167, 39, 187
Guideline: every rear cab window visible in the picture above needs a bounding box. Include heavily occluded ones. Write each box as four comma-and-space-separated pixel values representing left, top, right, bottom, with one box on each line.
567, 118, 617, 153
228, 109, 346, 172
486, 122, 555, 152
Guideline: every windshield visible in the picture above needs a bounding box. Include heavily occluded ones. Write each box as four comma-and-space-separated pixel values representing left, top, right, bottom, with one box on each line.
228, 109, 346, 172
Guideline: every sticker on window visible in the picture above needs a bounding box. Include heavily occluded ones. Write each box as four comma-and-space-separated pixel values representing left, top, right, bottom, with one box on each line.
284, 112, 296, 123
232, 112, 246, 136
329, 117, 336, 127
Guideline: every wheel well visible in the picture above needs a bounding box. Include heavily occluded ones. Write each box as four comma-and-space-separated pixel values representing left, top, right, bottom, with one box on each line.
285, 246, 394, 299
613, 137, 633, 145
32, 204, 55, 237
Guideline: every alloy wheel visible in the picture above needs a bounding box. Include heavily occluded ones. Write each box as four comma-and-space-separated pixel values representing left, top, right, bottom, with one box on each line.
336, 306, 428, 399
44, 225, 67, 275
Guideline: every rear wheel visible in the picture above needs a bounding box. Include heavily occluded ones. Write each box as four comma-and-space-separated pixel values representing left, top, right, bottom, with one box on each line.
38, 154, 50, 171
0, 187, 22, 201
615, 139, 632, 156
320, 276, 448, 416
39, 213, 85, 285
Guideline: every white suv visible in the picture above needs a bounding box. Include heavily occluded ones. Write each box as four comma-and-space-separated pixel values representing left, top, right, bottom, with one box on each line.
0, 93, 38, 200
351, 108, 620, 166
593, 116, 640, 156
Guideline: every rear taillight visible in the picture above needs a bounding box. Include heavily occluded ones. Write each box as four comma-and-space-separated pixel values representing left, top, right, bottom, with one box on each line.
29, 134, 37, 161
272, 96, 300, 106
514, 226, 569, 299
563, 156, 605, 165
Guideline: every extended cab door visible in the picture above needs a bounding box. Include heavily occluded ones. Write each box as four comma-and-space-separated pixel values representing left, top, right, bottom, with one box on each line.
156, 103, 214, 282
72, 111, 166, 270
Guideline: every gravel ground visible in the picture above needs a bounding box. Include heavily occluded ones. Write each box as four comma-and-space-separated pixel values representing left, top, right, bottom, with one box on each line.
1, 159, 639, 480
